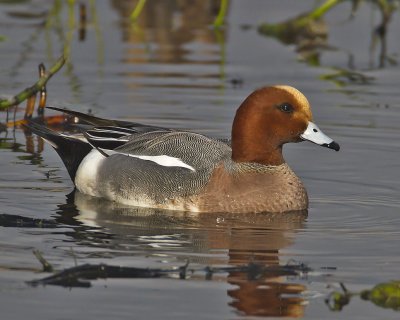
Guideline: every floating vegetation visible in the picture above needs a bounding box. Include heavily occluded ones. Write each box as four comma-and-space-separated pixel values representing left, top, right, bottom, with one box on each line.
320, 67, 375, 86
325, 283, 354, 311
0, 213, 58, 228
361, 281, 400, 311
27, 250, 311, 288
326, 281, 400, 312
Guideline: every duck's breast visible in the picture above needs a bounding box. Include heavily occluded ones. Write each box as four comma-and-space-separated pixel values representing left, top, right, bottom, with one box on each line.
192, 163, 308, 213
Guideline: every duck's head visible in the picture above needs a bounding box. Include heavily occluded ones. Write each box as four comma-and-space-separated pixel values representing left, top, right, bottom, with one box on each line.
231, 85, 340, 166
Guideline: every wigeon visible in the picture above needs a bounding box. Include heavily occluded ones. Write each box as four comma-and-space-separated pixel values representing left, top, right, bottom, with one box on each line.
28, 85, 339, 213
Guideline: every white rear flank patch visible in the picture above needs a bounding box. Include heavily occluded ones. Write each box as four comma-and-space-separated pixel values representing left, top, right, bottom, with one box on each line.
75, 149, 106, 196
102, 149, 196, 172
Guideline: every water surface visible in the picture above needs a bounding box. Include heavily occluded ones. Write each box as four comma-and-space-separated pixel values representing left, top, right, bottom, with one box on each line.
1, 0, 400, 319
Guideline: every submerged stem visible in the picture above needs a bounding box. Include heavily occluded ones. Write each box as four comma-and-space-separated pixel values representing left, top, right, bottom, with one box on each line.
130, 0, 147, 22
213, 0, 229, 28
33, 249, 54, 273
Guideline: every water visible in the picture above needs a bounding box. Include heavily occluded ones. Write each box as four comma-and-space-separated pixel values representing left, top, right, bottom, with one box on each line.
1, 0, 400, 319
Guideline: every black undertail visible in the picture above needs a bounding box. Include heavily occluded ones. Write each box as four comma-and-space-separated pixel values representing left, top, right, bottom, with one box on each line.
24, 121, 92, 181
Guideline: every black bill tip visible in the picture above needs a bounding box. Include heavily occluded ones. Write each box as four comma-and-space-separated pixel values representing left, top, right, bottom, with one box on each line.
323, 141, 340, 151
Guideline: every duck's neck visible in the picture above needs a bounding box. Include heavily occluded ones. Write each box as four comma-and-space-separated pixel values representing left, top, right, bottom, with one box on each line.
231, 113, 285, 166
231, 137, 285, 166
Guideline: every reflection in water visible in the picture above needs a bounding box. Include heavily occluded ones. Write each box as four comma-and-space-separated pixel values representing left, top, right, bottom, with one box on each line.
258, 0, 332, 67
0, 130, 24, 152
112, 0, 222, 61
258, 0, 398, 74
228, 272, 305, 317
111, 0, 227, 88
60, 190, 308, 317
227, 242, 306, 317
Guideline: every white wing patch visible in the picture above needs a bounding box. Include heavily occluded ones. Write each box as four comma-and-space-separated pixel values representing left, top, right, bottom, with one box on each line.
102, 149, 196, 172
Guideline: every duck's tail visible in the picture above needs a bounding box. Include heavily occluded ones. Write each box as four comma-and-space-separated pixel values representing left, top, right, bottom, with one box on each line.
25, 121, 92, 182
47, 106, 137, 127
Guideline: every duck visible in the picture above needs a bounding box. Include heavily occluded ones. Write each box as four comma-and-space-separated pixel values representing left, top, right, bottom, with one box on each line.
27, 85, 339, 213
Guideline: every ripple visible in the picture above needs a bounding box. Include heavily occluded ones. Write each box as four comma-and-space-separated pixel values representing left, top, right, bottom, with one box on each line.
312, 195, 400, 209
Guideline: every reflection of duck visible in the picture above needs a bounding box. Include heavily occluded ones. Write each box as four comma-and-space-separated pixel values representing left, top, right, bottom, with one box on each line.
228, 273, 306, 317
227, 240, 306, 318
65, 189, 308, 317
28, 86, 339, 213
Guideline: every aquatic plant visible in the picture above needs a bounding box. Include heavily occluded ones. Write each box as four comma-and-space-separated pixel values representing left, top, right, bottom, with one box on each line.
28, 249, 311, 288
0, 56, 65, 111
213, 0, 229, 28
258, 0, 399, 68
258, 0, 341, 44
326, 281, 400, 312
361, 281, 400, 311
129, 0, 147, 22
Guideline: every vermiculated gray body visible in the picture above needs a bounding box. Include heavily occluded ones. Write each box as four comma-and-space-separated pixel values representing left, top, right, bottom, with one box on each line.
75, 130, 232, 209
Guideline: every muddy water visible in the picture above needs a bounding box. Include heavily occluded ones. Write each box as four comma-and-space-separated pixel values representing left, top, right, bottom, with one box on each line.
1, 0, 400, 319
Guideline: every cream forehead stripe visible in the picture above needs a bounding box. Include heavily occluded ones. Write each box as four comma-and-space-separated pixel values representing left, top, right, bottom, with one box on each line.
273, 85, 312, 118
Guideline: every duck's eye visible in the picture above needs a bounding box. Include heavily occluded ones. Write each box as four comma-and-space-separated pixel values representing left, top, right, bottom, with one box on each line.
278, 103, 294, 113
